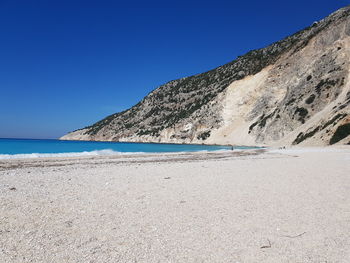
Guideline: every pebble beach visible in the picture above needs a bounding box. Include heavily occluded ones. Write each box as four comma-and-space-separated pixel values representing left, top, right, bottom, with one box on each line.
0, 148, 349, 262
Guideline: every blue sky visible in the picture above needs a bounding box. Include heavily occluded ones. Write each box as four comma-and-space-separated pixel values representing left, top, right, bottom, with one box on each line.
0, 0, 349, 139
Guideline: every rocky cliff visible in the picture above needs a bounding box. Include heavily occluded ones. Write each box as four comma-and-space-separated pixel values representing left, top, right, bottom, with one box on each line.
61, 6, 350, 146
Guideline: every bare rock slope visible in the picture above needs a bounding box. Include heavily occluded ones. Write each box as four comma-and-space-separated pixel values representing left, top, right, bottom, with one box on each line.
61, 6, 350, 146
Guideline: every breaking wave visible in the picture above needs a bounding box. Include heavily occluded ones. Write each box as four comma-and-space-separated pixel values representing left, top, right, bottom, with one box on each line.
0, 149, 144, 159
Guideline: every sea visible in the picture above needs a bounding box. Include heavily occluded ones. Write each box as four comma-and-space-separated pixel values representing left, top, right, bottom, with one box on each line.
0, 138, 258, 159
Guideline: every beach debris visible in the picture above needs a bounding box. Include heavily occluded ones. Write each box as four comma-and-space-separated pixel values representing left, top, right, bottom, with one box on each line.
260, 239, 272, 249
0, 230, 10, 235
9, 187, 17, 191
164, 177, 171, 179
282, 231, 306, 238
180, 200, 186, 203
65, 220, 73, 227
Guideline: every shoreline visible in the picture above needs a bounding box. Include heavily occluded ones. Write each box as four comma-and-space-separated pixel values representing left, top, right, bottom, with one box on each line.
57, 137, 266, 148
0, 148, 266, 171
1, 137, 247, 147
0, 144, 347, 162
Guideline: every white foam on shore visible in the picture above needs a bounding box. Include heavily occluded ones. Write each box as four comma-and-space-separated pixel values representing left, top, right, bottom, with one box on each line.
0, 149, 141, 159
0, 149, 232, 160
0, 147, 252, 160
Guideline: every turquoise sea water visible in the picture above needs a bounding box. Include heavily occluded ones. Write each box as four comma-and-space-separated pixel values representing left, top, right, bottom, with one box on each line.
0, 138, 257, 159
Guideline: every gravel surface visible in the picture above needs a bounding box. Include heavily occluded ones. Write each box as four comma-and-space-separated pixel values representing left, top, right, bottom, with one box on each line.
0, 148, 349, 262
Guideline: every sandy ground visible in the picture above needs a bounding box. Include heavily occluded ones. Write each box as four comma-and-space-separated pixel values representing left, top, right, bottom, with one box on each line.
0, 148, 349, 263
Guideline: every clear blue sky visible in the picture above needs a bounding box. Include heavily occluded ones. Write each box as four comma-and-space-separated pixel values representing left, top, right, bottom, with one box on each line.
1, 0, 348, 139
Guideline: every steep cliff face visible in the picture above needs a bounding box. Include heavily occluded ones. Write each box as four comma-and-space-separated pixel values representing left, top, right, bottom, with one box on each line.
61, 6, 350, 146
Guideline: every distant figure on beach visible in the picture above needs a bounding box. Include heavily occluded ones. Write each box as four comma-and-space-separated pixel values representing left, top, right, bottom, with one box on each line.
231, 146, 234, 151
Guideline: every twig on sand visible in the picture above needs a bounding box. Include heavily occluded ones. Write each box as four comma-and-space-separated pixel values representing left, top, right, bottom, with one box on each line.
282, 232, 306, 238
260, 239, 272, 249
